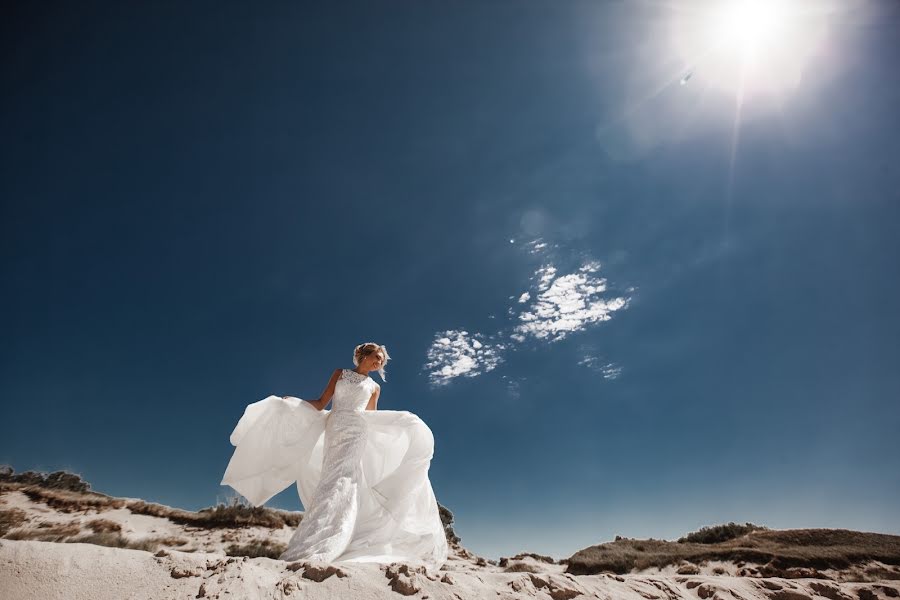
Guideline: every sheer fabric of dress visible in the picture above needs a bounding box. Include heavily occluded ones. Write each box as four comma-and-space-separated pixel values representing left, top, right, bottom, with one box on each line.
220, 369, 448, 571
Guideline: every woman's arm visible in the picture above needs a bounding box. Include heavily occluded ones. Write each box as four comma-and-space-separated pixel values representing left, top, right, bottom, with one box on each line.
307, 369, 341, 411
365, 385, 381, 411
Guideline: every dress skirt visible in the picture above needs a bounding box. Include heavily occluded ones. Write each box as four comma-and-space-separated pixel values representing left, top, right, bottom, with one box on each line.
220, 395, 448, 570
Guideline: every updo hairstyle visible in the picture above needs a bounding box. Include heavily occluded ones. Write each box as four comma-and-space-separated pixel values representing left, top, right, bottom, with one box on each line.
353, 342, 391, 382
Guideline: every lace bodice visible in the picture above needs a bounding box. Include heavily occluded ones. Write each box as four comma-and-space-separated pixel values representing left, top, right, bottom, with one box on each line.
331, 368, 377, 412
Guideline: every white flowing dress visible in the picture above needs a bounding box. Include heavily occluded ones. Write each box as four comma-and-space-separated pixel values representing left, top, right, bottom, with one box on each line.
220, 368, 448, 570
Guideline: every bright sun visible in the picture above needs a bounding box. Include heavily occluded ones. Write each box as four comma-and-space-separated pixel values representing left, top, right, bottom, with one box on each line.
710, 0, 786, 59
671, 0, 829, 98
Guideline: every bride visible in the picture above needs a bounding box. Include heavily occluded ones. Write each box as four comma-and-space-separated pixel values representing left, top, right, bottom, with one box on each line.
220, 342, 449, 571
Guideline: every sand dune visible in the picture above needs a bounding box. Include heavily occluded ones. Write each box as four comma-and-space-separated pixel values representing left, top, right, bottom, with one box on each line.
2, 467, 899, 600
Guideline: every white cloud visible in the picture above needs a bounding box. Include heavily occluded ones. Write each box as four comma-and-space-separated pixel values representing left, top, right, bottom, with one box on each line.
423, 258, 631, 388
511, 264, 629, 343
601, 364, 623, 380
536, 265, 557, 291
423, 330, 505, 387
524, 238, 550, 254
577, 355, 598, 368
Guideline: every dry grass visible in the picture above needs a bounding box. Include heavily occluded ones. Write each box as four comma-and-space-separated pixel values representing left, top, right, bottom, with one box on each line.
3, 471, 300, 531
126, 496, 301, 530
0, 466, 91, 493
679, 522, 769, 544
566, 528, 900, 576
0, 507, 28, 536
510, 552, 557, 564
66, 532, 191, 553
17, 484, 126, 513
6, 522, 81, 542
86, 519, 122, 534
498, 552, 558, 570
225, 538, 287, 559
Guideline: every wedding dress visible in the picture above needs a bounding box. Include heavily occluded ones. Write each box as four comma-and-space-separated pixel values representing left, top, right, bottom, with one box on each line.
220, 368, 448, 570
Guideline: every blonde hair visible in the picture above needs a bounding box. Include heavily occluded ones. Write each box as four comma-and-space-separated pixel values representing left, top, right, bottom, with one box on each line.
353, 342, 391, 382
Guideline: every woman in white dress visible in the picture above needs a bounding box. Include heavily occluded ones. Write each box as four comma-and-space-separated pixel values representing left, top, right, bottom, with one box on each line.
220, 342, 448, 571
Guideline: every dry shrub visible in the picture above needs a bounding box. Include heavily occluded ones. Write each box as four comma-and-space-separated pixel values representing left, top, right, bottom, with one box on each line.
566, 528, 900, 577
6, 522, 81, 542
225, 538, 287, 559
499, 552, 557, 568
438, 502, 462, 547
68, 532, 134, 549
20, 485, 125, 513
154, 535, 189, 546
1, 467, 92, 493
511, 552, 556, 564
86, 519, 121, 534
0, 507, 28, 536
679, 522, 769, 544
127, 496, 300, 530
503, 561, 541, 573
7, 469, 299, 531
67, 532, 190, 553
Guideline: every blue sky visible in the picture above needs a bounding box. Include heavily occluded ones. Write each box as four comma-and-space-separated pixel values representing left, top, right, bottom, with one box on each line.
2, 1, 899, 559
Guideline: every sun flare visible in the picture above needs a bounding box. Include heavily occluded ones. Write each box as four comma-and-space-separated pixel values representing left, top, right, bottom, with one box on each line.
671, 0, 830, 98
710, 0, 786, 60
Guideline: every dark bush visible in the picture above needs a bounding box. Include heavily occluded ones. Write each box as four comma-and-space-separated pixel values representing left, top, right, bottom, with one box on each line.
678, 522, 768, 544
225, 538, 287, 559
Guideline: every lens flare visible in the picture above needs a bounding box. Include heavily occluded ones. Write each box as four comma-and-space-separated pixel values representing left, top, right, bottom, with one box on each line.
671, 0, 830, 98
710, 0, 786, 60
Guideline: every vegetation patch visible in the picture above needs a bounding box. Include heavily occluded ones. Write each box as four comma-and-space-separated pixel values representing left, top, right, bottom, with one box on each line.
66, 532, 191, 553
0, 465, 91, 493
679, 522, 769, 544
126, 496, 301, 530
566, 527, 900, 577
86, 519, 122, 534
18, 485, 126, 513
225, 538, 287, 559
438, 502, 461, 547
6, 522, 81, 542
0, 507, 28, 536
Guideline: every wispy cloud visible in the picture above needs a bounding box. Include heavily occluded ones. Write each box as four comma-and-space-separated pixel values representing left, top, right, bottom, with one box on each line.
423, 330, 506, 387
500, 374, 523, 399
577, 355, 623, 380
423, 243, 631, 387
525, 238, 552, 254
509, 261, 628, 344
